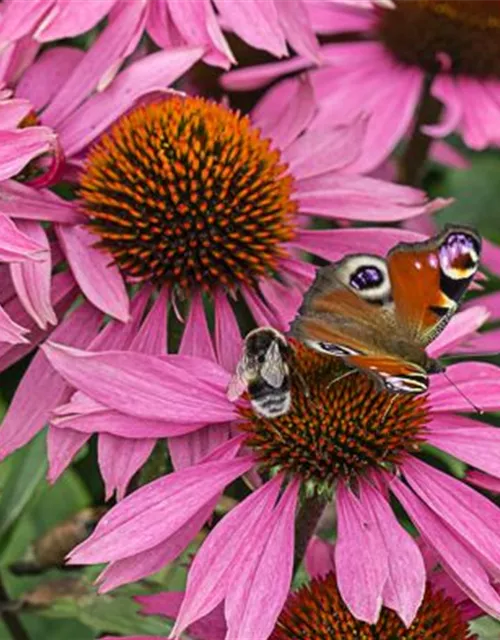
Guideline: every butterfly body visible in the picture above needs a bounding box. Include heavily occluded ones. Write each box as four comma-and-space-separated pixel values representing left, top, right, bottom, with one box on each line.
291, 225, 481, 394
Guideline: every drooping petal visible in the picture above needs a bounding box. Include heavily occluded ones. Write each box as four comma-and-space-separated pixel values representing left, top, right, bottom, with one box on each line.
138, 592, 226, 640
0, 213, 47, 262
10, 220, 56, 329
46, 426, 90, 483
172, 476, 283, 637
466, 470, 500, 494
427, 306, 490, 358
429, 362, 500, 412
56, 224, 129, 322
169, 423, 231, 472
274, 0, 319, 62
0, 302, 101, 459
391, 476, 500, 619
0, 302, 28, 345
69, 437, 251, 565
360, 479, 425, 627
225, 479, 299, 640
428, 413, 500, 480
35, 0, 117, 41
213, 0, 287, 59
130, 287, 168, 355
98, 434, 155, 501
304, 536, 335, 579
334, 481, 387, 624
213, 290, 241, 373
0, 180, 85, 224
0, 126, 56, 180
97, 496, 219, 592
402, 458, 500, 571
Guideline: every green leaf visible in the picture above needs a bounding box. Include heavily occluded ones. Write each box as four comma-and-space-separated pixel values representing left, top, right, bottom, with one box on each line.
470, 616, 500, 640
40, 591, 172, 636
0, 431, 47, 541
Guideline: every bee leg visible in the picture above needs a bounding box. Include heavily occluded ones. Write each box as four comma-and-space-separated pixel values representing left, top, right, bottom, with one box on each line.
326, 368, 357, 390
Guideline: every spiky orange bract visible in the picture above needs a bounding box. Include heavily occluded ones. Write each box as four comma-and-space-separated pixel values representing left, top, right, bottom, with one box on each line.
79, 97, 296, 291
378, 0, 500, 78
271, 574, 473, 639
240, 343, 427, 489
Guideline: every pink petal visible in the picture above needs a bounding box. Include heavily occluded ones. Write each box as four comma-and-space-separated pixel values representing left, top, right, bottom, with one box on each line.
168, 0, 233, 68
0, 270, 77, 373
214, 290, 241, 373
213, 0, 286, 58
57, 224, 129, 322
0, 179, 85, 224
284, 116, 366, 180
296, 173, 445, 221
58, 46, 204, 157
334, 481, 387, 624
0, 126, 56, 180
457, 77, 500, 150
304, 536, 335, 579
360, 479, 425, 626
242, 285, 288, 332
99, 434, 155, 501
274, 0, 319, 62
35, 0, 117, 41
130, 288, 168, 355
10, 220, 56, 329
429, 362, 500, 412
0, 213, 47, 262
293, 227, 424, 263
43, 342, 236, 423
221, 56, 312, 92
224, 479, 298, 640
98, 496, 219, 592
47, 426, 90, 483
255, 76, 316, 152
139, 592, 226, 640
69, 437, 251, 564
172, 476, 283, 637
428, 413, 500, 480
0, 97, 32, 129
179, 292, 216, 361
427, 306, 490, 358
423, 75, 462, 138
0, 301, 29, 344
0, 0, 48, 46
0, 302, 101, 459
482, 238, 500, 278
403, 458, 500, 571
391, 476, 500, 619
466, 470, 500, 494
41, 1, 147, 129
16, 46, 85, 112
145, 0, 184, 49
169, 423, 231, 471
258, 277, 303, 331
466, 291, 500, 321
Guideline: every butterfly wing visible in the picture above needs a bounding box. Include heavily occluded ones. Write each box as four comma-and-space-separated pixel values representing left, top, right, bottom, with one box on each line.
290, 254, 396, 359
387, 225, 481, 346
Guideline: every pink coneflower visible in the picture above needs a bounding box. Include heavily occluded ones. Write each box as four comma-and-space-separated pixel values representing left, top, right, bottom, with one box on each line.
223, 0, 500, 173
40, 302, 500, 637
0, 68, 442, 487
0, 0, 320, 83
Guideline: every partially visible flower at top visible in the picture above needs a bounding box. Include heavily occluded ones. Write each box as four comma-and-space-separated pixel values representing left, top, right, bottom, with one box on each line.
99, 547, 478, 639
0, 0, 321, 86
38, 301, 500, 637
0, 68, 444, 487
223, 0, 500, 172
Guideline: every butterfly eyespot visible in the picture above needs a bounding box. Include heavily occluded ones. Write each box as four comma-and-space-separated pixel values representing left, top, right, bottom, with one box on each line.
439, 231, 480, 279
350, 265, 384, 291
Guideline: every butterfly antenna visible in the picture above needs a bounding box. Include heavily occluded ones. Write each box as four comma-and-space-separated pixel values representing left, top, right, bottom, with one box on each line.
326, 368, 357, 390
382, 394, 397, 423
442, 371, 483, 415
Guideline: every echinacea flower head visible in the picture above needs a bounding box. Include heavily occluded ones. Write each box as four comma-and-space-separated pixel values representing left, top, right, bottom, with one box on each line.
41, 302, 500, 637
0, 70, 443, 487
223, 0, 500, 171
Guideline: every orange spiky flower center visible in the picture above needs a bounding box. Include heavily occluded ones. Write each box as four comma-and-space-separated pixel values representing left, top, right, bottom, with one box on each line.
79, 96, 296, 292
271, 573, 473, 639
378, 0, 500, 78
240, 343, 427, 491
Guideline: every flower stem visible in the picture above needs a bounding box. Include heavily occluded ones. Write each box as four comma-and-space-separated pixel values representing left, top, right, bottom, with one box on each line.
0, 579, 30, 640
398, 76, 442, 187
293, 493, 327, 574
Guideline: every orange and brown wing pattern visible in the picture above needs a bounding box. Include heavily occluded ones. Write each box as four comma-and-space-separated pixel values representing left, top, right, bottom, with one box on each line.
345, 354, 428, 393
388, 225, 481, 346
